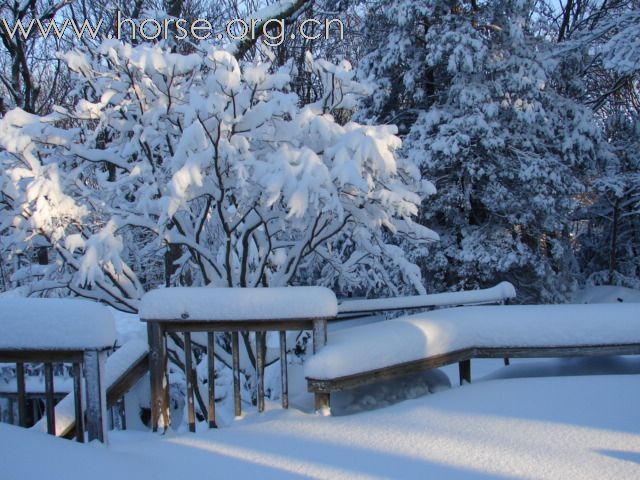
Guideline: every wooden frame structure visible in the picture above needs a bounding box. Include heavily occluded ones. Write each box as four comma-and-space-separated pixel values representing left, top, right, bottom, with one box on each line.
143, 317, 329, 432
307, 343, 640, 412
0, 348, 110, 442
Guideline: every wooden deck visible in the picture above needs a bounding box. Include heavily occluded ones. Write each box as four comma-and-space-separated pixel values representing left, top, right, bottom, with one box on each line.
307, 343, 640, 411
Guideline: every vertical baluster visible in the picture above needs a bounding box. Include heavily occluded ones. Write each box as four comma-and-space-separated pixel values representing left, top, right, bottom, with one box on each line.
207, 332, 216, 428
232, 332, 241, 417
256, 331, 265, 412
44, 363, 55, 435
73, 362, 84, 442
279, 331, 288, 409
16, 362, 27, 427
184, 332, 196, 432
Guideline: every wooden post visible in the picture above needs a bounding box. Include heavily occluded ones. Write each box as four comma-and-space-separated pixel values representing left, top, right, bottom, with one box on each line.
312, 318, 327, 354
148, 322, 170, 432
503, 358, 510, 366
16, 362, 27, 427
184, 332, 196, 432
83, 350, 108, 443
207, 332, 216, 428
256, 331, 265, 412
459, 359, 471, 385
44, 362, 55, 435
279, 331, 288, 409
232, 331, 241, 417
73, 362, 84, 442
314, 393, 330, 414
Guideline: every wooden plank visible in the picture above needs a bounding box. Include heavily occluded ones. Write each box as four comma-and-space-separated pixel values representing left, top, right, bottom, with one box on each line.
207, 332, 216, 428
44, 362, 56, 435
0, 350, 84, 363
279, 331, 288, 409
184, 332, 196, 432
73, 362, 84, 442
84, 350, 107, 443
256, 331, 265, 412
458, 359, 471, 385
106, 352, 149, 408
312, 318, 327, 354
474, 344, 640, 359
307, 348, 472, 393
232, 331, 241, 417
16, 362, 27, 427
157, 319, 319, 333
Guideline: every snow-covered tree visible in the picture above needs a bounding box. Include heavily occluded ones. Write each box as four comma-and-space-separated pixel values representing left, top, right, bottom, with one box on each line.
0, 40, 436, 305
357, 0, 606, 302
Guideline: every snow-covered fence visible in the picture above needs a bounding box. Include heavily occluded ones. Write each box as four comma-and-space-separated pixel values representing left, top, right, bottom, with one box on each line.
139, 286, 338, 431
306, 303, 640, 413
0, 299, 116, 443
336, 281, 516, 319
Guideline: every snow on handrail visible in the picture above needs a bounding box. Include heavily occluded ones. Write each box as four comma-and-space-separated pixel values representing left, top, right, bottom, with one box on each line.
337, 281, 516, 317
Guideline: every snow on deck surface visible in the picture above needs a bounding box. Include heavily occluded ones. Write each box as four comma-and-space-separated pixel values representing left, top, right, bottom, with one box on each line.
3, 372, 640, 479
139, 286, 337, 321
338, 281, 516, 313
0, 298, 116, 350
305, 303, 640, 379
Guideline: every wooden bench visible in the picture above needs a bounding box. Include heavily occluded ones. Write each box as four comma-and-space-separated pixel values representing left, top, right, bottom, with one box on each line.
140, 286, 337, 432
306, 303, 640, 413
0, 298, 116, 442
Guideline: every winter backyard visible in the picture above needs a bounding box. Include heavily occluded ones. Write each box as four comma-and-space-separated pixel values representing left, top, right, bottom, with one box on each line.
1, 0, 640, 479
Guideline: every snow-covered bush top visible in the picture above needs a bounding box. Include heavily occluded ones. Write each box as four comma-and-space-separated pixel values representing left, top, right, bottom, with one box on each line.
0, 41, 436, 311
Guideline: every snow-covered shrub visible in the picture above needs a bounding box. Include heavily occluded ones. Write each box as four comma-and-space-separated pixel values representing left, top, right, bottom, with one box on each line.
0, 40, 437, 416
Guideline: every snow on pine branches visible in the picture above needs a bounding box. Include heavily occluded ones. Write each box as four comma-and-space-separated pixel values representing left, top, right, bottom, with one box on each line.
0, 40, 437, 310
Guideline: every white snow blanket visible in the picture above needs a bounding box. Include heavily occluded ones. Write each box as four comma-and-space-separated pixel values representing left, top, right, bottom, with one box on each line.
338, 281, 516, 314
139, 286, 337, 321
305, 303, 640, 380
0, 298, 116, 350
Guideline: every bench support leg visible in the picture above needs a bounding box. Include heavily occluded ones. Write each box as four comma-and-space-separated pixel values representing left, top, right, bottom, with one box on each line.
314, 393, 331, 415
459, 359, 471, 385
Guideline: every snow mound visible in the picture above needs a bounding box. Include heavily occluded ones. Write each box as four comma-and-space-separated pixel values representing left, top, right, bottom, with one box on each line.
139, 286, 338, 321
0, 298, 116, 350
305, 303, 640, 380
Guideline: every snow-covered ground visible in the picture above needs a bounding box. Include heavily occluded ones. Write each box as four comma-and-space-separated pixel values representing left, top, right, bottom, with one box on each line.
3, 357, 640, 479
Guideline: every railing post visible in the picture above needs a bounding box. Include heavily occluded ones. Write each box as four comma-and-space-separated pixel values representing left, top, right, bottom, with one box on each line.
83, 349, 108, 443
312, 318, 327, 354
148, 322, 170, 432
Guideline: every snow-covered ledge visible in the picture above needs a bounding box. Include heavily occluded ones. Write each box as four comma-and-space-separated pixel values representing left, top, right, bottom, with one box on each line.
0, 298, 116, 350
305, 303, 640, 413
0, 298, 116, 444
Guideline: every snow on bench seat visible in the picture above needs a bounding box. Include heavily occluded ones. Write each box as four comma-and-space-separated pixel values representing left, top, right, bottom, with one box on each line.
139, 286, 337, 321
0, 298, 116, 350
305, 303, 640, 380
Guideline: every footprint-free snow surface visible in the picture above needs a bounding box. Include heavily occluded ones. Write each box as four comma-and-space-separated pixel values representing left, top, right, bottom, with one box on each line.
3, 372, 640, 479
